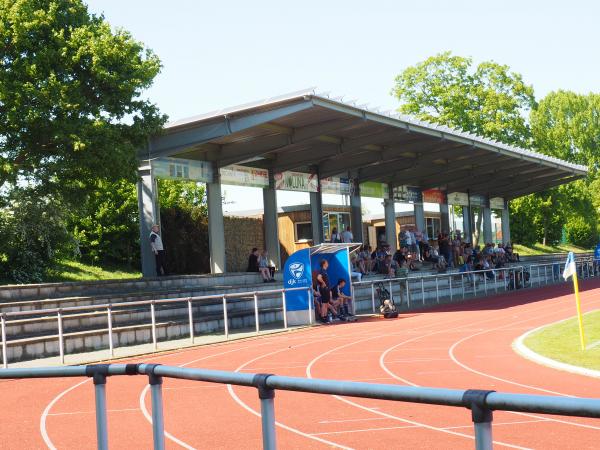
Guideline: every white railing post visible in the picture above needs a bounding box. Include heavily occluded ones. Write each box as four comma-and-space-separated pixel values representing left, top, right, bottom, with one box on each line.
435, 276, 439, 303
107, 306, 114, 357
281, 291, 288, 329
421, 278, 425, 305
150, 302, 157, 350
254, 292, 260, 334
371, 283, 376, 313
222, 295, 229, 338
187, 298, 194, 343
1, 314, 7, 369
57, 309, 64, 364
449, 275, 453, 301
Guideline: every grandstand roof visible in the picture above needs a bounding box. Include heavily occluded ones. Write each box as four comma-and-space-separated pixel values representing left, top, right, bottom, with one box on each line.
145, 88, 587, 200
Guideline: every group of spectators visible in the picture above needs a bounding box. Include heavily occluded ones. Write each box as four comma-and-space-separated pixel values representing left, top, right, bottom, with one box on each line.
350, 226, 520, 279
247, 247, 276, 282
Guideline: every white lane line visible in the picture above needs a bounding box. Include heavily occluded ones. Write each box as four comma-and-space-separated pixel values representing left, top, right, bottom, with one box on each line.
306, 329, 531, 450
138, 341, 291, 450
311, 425, 420, 435
41, 378, 91, 450
380, 294, 600, 434
226, 342, 355, 450
318, 417, 388, 424
47, 408, 140, 416
311, 419, 550, 436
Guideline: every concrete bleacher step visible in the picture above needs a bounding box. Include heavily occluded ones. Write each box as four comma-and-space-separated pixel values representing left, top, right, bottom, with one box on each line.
0, 280, 285, 314
0, 272, 274, 302
5, 305, 285, 363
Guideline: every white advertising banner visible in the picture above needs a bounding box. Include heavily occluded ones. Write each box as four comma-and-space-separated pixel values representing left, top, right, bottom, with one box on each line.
321, 177, 350, 195
274, 171, 318, 192
490, 197, 505, 210
447, 192, 469, 206
152, 157, 213, 183
220, 165, 269, 188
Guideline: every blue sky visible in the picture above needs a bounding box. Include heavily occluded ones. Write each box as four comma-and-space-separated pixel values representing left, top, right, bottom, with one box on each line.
85, 0, 599, 214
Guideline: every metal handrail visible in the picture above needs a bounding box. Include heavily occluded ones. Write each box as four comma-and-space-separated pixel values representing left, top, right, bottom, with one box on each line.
0, 286, 311, 368
1, 363, 600, 450
355, 257, 597, 312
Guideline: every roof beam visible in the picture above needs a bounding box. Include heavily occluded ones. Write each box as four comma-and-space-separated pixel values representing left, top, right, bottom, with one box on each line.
216, 116, 368, 166
316, 137, 433, 178
358, 143, 475, 183
446, 167, 563, 195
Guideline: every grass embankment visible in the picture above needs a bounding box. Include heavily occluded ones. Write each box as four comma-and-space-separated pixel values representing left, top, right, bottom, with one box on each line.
513, 243, 591, 257
44, 259, 141, 282
523, 310, 600, 371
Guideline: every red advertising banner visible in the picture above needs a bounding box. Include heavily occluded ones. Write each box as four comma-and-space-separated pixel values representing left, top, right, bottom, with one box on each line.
423, 189, 446, 204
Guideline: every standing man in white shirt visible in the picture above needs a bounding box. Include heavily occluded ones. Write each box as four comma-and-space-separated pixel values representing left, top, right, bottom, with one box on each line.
150, 224, 167, 276
341, 226, 354, 243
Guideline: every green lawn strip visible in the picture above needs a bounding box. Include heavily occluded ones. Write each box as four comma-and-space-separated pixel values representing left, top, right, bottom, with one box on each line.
523, 309, 600, 371
513, 243, 591, 257
44, 259, 142, 283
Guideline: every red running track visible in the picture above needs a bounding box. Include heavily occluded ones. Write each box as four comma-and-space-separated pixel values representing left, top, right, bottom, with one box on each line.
1, 279, 600, 449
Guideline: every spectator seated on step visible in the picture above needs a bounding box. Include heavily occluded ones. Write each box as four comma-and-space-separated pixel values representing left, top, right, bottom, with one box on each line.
505, 242, 520, 262
381, 254, 398, 278
258, 250, 275, 282
247, 247, 259, 272
331, 279, 355, 319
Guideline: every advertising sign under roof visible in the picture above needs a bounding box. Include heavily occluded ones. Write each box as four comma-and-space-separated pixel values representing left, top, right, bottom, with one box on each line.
220, 164, 269, 188
423, 189, 446, 204
490, 197, 505, 209
393, 185, 423, 203
447, 192, 469, 206
274, 171, 318, 192
359, 182, 389, 199
152, 157, 213, 183
469, 194, 488, 207
321, 177, 350, 195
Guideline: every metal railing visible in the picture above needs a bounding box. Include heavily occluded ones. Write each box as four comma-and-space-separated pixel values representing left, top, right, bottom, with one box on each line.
2, 363, 600, 450
0, 287, 311, 368
354, 257, 597, 312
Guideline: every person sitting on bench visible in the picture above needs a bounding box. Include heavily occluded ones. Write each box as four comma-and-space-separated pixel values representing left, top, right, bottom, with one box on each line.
331, 279, 355, 320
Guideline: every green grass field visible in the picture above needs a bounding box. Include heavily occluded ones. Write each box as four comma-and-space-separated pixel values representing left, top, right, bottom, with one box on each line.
513, 243, 591, 257
44, 259, 141, 283
523, 309, 600, 371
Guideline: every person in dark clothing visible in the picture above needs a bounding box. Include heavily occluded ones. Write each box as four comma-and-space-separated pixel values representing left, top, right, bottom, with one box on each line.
316, 259, 331, 323
247, 248, 259, 272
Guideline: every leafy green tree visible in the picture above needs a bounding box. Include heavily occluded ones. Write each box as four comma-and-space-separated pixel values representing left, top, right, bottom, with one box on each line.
70, 180, 139, 266
0, 189, 74, 283
392, 52, 536, 147
392, 52, 536, 244
0, 0, 165, 198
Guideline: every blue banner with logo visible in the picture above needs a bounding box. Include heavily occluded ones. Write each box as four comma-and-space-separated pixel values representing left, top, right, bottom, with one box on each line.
283, 248, 312, 312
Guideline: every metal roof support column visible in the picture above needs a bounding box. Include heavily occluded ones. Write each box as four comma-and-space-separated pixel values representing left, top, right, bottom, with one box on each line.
349, 176, 363, 244
263, 171, 281, 270
482, 203, 493, 244
414, 202, 426, 236
384, 185, 398, 250
501, 201, 511, 245
207, 165, 226, 273
310, 168, 324, 245
462, 206, 472, 244
440, 202, 450, 235
137, 164, 160, 277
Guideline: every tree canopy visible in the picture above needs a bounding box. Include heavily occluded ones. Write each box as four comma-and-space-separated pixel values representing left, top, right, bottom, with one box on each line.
392, 53, 599, 248
392, 52, 536, 147
0, 0, 165, 197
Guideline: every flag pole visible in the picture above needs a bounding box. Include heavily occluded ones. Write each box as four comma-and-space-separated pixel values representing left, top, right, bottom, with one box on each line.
571, 270, 586, 351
